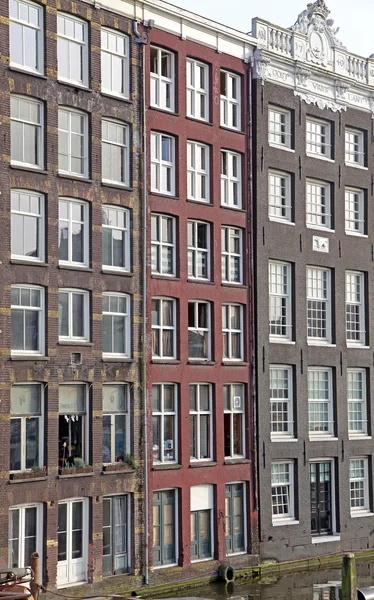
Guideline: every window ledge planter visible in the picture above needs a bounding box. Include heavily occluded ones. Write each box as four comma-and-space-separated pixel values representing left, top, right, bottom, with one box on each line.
10, 470, 47, 481
102, 463, 135, 474
58, 466, 93, 477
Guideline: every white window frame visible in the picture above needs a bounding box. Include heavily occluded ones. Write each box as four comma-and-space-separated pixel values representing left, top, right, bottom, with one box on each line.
223, 384, 245, 459
9, 0, 44, 75
59, 197, 89, 268
220, 70, 241, 130
225, 482, 247, 556
345, 187, 365, 236
188, 220, 210, 281
350, 457, 371, 516
11, 285, 44, 356
153, 488, 179, 568
151, 297, 177, 360
101, 28, 129, 99
222, 303, 244, 362
306, 117, 332, 159
10, 383, 44, 472
102, 494, 131, 576
9, 503, 43, 579
151, 132, 175, 196
346, 271, 366, 347
270, 365, 294, 440
11, 189, 44, 262
150, 46, 175, 112
187, 141, 210, 203
347, 369, 368, 439
345, 128, 365, 167
221, 226, 243, 285
102, 292, 131, 358
269, 261, 292, 342
151, 213, 176, 277
102, 205, 130, 273
152, 383, 178, 464
268, 106, 292, 149
271, 461, 296, 524
57, 12, 88, 87
188, 300, 211, 361
58, 288, 90, 342
308, 368, 334, 439
102, 384, 130, 465
307, 267, 331, 345
58, 384, 89, 468
102, 119, 129, 186
306, 180, 332, 230
58, 107, 89, 178
221, 150, 242, 209
10, 95, 44, 169
268, 171, 292, 224
57, 497, 88, 587
186, 59, 209, 122
189, 383, 212, 462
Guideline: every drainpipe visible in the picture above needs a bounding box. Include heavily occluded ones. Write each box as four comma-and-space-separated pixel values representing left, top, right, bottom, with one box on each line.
133, 19, 150, 585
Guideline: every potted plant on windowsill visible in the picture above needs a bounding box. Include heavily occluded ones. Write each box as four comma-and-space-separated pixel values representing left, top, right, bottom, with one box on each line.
10, 466, 47, 481
58, 457, 92, 476
103, 455, 138, 473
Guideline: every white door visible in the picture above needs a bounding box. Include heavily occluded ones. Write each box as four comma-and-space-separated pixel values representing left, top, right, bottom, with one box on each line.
57, 498, 87, 587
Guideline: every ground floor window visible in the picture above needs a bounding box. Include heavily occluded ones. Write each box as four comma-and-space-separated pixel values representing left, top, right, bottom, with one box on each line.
190, 485, 213, 561
9, 504, 43, 571
57, 498, 88, 587
153, 489, 177, 567
103, 495, 130, 575
225, 483, 245, 554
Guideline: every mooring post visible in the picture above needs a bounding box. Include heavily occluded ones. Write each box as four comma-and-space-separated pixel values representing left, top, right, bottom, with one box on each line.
342, 552, 357, 600
30, 552, 40, 600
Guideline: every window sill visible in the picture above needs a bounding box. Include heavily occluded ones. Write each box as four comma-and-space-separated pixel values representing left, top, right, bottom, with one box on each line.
57, 173, 92, 183
151, 359, 181, 364
306, 225, 335, 233
100, 91, 132, 104
102, 467, 135, 475
268, 143, 295, 153
346, 344, 370, 349
191, 557, 215, 564
345, 232, 367, 238
102, 268, 133, 276
11, 259, 47, 267
58, 471, 94, 479
153, 463, 182, 471
221, 361, 248, 366
9, 65, 47, 79
57, 78, 91, 92
271, 437, 298, 442
186, 116, 213, 127
269, 339, 295, 345
224, 458, 250, 465
150, 191, 178, 200
312, 535, 340, 544
348, 435, 371, 440
9, 476, 47, 484
351, 511, 374, 518
221, 282, 246, 289
10, 164, 47, 175
149, 105, 179, 116
187, 198, 212, 206
309, 436, 338, 441
189, 461, 217, 468
58, 341, 93, 347
269, 217, 295, 226
187, 360, 215, 365
220, 204, 245, 213
272, 519, 299, 527
219, 125, 244, 135
10, 355, 49, 361
187, 279, 214, 285
345, 162, 367, 170
101, 181, 133, 191
102, 357, 133, 363
58, 264, 92, 272
307, 342, 336, 348
306, 152, 334, 163
151, 274, 179, 281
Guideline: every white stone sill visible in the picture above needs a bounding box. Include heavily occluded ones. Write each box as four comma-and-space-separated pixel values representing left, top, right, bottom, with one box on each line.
312, 535, 340, 544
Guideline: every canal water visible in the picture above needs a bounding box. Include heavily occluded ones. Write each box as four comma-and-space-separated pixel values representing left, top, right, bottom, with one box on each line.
154, 561, 374, 599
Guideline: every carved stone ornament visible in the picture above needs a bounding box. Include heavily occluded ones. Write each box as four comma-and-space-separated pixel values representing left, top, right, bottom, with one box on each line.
369, 96, 374, 117
295, 66, 311, 87
294, 90, 347, 112
335, 80, 350, 100
254, 51, 271, 85
290, 1, 346, 68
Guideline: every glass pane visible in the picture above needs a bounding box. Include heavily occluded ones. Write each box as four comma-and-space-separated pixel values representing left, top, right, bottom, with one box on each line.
59, 293, 69, 337
72, 294, 84, 337
25, 418, 39, 468
102, 415, 112, 462
10, 419, 21, 470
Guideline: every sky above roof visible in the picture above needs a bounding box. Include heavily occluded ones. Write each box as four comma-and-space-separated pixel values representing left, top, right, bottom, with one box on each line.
175, 0, 374, 58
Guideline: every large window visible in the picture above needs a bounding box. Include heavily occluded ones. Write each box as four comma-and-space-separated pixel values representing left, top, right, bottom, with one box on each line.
270, 366, 293, 439
346, 271, 366, 346
187, 141, 210, 203
59, 198, 89, 268
153, 490, 177, 567
58, 108, 88, 178
190, 485, 213, 561
10, 384, 43, 472
347, 369, 368, 438
345, 128, 365, 167
269, 261, 292, 342
58, 385, 88, 469
268, 106, 292, 149
102, 119, 129, 186
58, 289, 90, 342
190, 383, 212, 461
10, 0, 43, 74
187, 59, 209, 121
268, 171, 292, 223
151, 214, 176, 277
307, 267, 331, 344
9, 504, 42, 570
57, 498, 88, 586
188, 220, 210, 280
11, 96, 43, 169
103, 385, 129, 464
271, 461, 295, 523
102, 293, 131, 358
224, 384, 245, 458
306, 180, 332, 229
101, 28, 129, 99
102, 206, 130, 272
188, 301, 211, 360
151, 132, 175, 195
11, 285, 44, 356
152, 384, 177, 464
103, 495, 130, 576
345, 188, 365, 236
151, 297, 176, 359
11, 190, 44, 262
57, 13, 88, 87
221, 150, 242, 209
308, 368, 334, 438
222, 304, 243, 361
221, 226, 243, 284
306, 118, 331, 159
220, 70, 241, 130
225, 483, 245, 555
150, 46, 174, 112
350, 458, 370, 516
